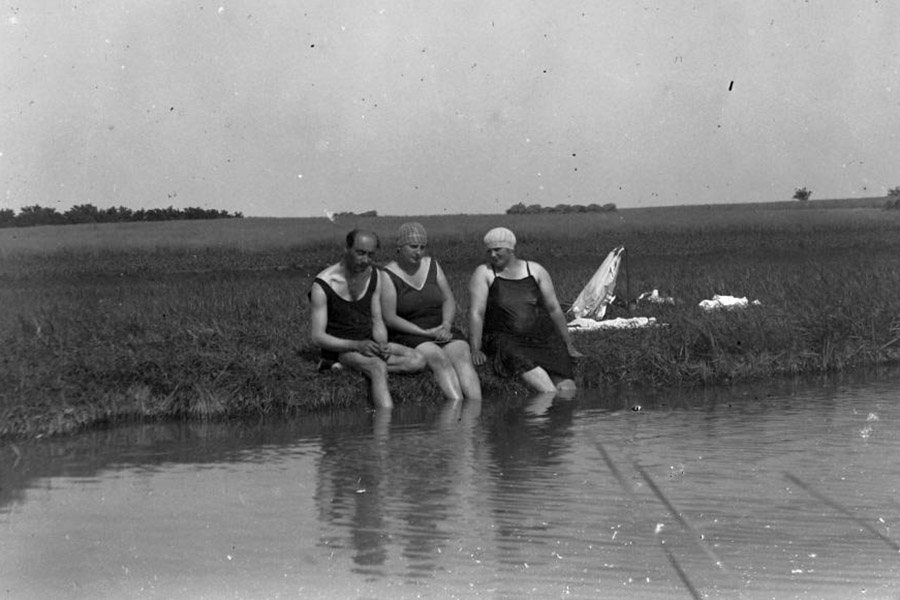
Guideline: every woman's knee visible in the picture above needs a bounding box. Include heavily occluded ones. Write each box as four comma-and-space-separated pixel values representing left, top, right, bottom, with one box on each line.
556, 378, 577, 391
520, 367, 557, 393
446, 342, 478, 370
416, 344, 451, 371
445, 340, 472, 360
433, 350, 456, 369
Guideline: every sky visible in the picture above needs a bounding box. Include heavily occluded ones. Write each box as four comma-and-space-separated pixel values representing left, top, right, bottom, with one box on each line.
2, 1, 899, 218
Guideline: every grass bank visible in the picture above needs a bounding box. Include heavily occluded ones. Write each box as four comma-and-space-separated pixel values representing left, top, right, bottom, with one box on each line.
2, 203, 899, 440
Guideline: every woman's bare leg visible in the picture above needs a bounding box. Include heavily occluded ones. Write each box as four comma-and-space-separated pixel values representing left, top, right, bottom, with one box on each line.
443, 340, 482, 400
553, 376, 577, 398
520, 366, 558, 393
416, 342, 464, 402
525, 391, 558, 416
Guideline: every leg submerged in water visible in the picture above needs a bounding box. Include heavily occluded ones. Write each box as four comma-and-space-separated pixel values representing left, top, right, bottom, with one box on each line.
525, 391, 558, 416
340, 352, 394, 409
554, 376, 577, 399
520, 366, 558, 394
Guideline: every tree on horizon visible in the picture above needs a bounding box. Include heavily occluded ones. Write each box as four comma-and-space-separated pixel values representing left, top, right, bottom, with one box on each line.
793, 187, 812, 202
0, 203, 243, 228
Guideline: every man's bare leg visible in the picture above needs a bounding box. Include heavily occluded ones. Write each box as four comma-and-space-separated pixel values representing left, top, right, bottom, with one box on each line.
385, 343, 426, 374
340, 352, 393, 409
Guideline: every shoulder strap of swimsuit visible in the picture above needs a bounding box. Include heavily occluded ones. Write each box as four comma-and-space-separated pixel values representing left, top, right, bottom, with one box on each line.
525, 261, 531, 276
426, 257, 437, 282
384, 264, 403, 285
312, 277, 332, 294
309, 277, 332, 301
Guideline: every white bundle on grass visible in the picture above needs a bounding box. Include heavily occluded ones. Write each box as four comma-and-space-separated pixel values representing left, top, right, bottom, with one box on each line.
567, 246, 625, 321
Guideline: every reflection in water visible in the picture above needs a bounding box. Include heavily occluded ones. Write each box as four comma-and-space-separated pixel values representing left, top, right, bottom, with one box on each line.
486, 392, 579, 576
315, 398, 485, 579
316, 412, 385, 573
1, 371, 900, 599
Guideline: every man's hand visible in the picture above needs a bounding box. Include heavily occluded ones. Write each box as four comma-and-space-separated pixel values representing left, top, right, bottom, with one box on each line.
357, 340, 390, 359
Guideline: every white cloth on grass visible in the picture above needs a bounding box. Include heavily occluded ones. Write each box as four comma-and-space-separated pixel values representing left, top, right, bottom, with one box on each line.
698, 295, 761, 311
568, 316, 658, 331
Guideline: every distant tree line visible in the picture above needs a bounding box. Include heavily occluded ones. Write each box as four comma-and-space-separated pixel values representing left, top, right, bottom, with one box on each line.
0, 204, 243, 228
791, 185, 900, 209
887, 186, 900, 210
505, 202, 617, 215
334, 210, 378, 218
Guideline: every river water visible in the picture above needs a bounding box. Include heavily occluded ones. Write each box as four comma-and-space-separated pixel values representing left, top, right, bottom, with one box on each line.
1, 372, 899, 600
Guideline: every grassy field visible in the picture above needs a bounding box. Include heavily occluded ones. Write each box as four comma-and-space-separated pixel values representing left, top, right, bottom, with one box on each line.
2, 199, 899, 439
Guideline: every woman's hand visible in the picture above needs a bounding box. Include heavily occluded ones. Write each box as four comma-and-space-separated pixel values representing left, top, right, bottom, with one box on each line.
567, 342, 584, 359
425, 324, 453, 342
434, 323, 453, 342
471, 349, 487, 366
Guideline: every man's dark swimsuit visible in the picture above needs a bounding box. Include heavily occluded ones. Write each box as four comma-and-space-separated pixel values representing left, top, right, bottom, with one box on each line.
310, 268, 378, 369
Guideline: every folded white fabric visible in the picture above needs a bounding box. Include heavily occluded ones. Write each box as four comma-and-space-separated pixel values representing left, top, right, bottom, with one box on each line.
568, 316, 658, 331
698, 295, 761, 311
